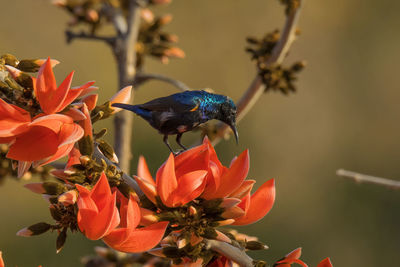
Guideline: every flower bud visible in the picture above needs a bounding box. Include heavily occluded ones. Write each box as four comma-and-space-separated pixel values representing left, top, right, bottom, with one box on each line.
42, 182, 67, 195
245, 241, 269, 250
17, 222, 51, 237
58, 190, 78, 205
97, 140, 118, 163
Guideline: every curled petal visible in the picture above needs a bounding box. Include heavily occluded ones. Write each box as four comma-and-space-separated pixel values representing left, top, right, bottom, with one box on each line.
58, 190, 78, 205
59, 80, 96, 112
110, 86, 132, 113
7, 126, 58, 161
203, 149, 249, 199
232, 179, 275, 225
171, 170, 207, 207
0, 251, 3, 267
317, 258, 333, 267
134, 175, 157, 204
156, 153, 178, 207
0, 98, 31, 137
81, 94, 98, 111
62, 108, 87, 121
78, 104, 92, 137
103, 221, 169, 253
137, 156, 155, 185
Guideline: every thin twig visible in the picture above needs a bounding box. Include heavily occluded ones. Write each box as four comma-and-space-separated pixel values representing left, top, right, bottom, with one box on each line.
204, 239, 253, 267
65, 30, 116, 45
133, 73, 190, 91
336, 169, 400, 190
210, 0, 303, 145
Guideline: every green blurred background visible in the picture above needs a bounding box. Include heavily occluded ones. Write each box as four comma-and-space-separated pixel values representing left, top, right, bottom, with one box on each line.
1, 0, 400, 266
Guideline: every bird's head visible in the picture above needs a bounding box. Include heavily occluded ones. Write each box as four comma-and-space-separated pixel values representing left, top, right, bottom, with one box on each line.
218, 97, 239, 144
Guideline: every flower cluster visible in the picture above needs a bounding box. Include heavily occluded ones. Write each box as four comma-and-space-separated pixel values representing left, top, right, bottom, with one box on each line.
129, 137, 276, 265
2, 52, 331, 265
0, 55, 97, 177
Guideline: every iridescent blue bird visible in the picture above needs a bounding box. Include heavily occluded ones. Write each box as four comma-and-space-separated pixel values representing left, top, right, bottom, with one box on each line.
111, 90, 238, 153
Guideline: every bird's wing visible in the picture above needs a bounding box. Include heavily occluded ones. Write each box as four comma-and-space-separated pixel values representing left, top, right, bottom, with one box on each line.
138, 91, 202, 113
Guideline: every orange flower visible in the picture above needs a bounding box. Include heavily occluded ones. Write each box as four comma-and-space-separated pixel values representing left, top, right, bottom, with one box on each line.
4, 114, 83, 165
317, 258, 333, 267
135, 150, 209, 207
274, 248, 308, 267
231, 178, 275, 225
102, 193, 169, 253
76, 172, 120, 240
32, 57, 95, 114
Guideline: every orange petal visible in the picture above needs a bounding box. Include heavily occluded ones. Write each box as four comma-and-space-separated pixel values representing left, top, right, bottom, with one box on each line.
81, 94, 98, 111
156, 153, 178, 207
90, 173, 113, 207
137, 156, 155, 185
7, 126, 58, 161
66, 146, 81, 168
110, 86, 132, 113
103, 221, 168, 253
30, 114, 73, 133
232, 179, 275, 225
58, 123, 84, 147
171, 170, 207, 206
0, 137, 15, 144
35, 58, 69, 114
133, 175, 157, 204
175, 144, 209, 177
77, 86, 98, 98
78, 104, 92, 137
203, 149, 249, 199
58, 80, 96, 112
37, 143, 74, 167
62, 107, 87, 121
229, 179, 255, 199
317, 258, 333, 267
203, 136, 224, 170
174, 141, 208, 171
0, 98, 31, 137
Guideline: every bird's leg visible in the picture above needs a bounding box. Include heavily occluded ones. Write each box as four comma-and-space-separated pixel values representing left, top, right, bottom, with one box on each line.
176, 133, 188, 151
163, 135, 175, 154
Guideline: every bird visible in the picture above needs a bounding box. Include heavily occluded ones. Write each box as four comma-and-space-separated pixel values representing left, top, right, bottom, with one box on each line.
111, 90, 238, 153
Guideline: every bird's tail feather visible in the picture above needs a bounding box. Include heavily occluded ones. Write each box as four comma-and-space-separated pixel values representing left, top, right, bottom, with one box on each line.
111, 103, 152, 120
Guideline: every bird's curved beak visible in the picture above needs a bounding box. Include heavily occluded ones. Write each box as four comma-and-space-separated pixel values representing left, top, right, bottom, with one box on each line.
229, 122, 239, 144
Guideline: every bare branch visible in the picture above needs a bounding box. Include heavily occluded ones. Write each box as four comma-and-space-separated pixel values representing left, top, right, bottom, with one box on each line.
134, 73, 190, 91
211, 0, 303, 145
336, 169, 400, 190
65, 30, 116, 46
204, 239, 253, 267
113, 0, 143, 173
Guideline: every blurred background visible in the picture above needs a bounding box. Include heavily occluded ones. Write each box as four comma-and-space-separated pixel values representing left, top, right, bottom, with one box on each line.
1, 0, 400, 266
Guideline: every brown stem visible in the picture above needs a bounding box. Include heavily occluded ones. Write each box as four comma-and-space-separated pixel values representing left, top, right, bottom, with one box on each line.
211, 0, 303, 145
336, 169, 400, 190
112, 0, 142, 173
204, 239, 253, 267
